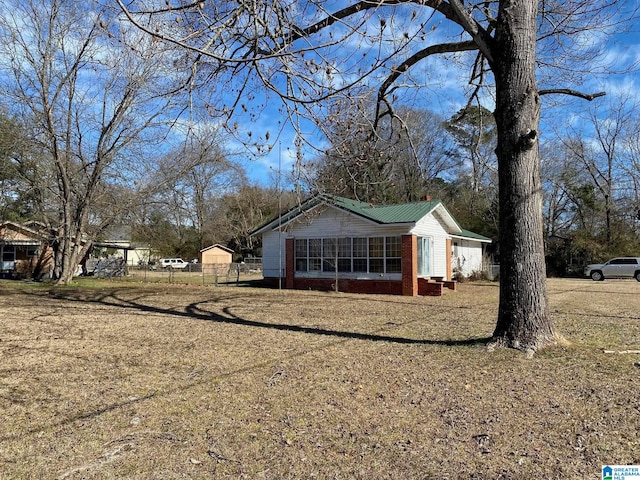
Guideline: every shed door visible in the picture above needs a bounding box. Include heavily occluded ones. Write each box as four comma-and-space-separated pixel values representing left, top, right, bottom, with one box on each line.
417, 237, 432, 276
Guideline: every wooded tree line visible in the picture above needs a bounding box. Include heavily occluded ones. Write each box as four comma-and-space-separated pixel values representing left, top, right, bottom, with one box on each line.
0, 0, 294, 281
4, 91, 639, 274
302, 97, 640, 275
0, 104, 289, 264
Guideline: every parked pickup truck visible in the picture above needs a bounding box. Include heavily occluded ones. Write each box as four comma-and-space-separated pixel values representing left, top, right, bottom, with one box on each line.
584, 257, 640, 281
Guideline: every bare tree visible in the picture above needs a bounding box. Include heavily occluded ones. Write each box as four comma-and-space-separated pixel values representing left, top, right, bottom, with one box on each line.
157, 124, 245, 250
307, 98, 455, 203
561, 97, 637, 245
0, 111, 29, 221
211, 185, 298, 257
623, 117, 640, 235
118, 0, 633, 352
540, 141, 581, 238
0, 0, 197, 284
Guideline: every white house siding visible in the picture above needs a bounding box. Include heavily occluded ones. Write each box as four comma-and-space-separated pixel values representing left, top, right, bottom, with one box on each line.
451, 238, 486, 277
409, 211, 451, 279
262, 229, 287, 278
260, 201, 489, 282
262, 205, 408, 278
128, 247, 151, 266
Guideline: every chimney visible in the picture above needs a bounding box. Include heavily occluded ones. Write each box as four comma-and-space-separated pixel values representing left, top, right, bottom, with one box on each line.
421, 195, 431, 201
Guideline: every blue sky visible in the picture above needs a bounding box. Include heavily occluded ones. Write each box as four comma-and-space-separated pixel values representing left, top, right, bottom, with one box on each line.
3, 0, 639, 193
222, 2, 640, 190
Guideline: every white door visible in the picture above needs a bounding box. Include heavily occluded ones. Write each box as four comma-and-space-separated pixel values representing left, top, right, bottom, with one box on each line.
417, 237, 432, 276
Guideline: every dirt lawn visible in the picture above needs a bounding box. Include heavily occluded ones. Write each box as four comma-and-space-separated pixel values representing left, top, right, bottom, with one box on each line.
0, 278, 638, 479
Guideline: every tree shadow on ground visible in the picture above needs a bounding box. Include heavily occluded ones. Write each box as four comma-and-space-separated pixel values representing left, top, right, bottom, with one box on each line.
46, 288, 493, 347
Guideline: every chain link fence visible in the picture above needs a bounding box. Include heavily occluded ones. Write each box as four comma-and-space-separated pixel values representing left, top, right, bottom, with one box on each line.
125, 262, 263, 286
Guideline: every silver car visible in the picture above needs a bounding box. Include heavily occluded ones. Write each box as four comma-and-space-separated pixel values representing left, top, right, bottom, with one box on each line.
584, 257, 640, 281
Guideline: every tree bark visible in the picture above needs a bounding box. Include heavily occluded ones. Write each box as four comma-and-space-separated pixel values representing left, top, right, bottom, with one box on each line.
491, 0, 556, 351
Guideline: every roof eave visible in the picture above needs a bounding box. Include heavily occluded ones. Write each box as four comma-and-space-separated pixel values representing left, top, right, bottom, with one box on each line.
200, 244, 234, 253
250, 197, 322, 236
431, 204, 463, 234
450, 233, 492, 243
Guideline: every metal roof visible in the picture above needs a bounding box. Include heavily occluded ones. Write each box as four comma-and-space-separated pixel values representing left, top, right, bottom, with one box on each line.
251, 194, 470, 236
330, 196, 443, 224
452, 229, 493, 242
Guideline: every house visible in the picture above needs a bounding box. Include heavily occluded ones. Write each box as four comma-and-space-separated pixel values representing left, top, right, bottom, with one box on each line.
91, 240, 151, 267
0, 221, 53, 279
250, 195, 491, 296
91, 226, 152, 267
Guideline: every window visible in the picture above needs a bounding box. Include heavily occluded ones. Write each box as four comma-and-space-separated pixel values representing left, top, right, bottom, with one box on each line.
369, 237, 384, 273
353, 237, 367, 272
338, 238, 351, 272
322, 238, 337, 272
385, 236, 402, 273
295, 236, 402, 275
295, 239, 307, 272
308, 239, 322, 271
2, 247, 15, 262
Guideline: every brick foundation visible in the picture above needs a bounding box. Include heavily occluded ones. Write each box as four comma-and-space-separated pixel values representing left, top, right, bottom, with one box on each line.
291, 277, 403, 295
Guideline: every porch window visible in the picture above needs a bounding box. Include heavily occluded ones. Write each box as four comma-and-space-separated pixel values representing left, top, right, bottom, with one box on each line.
308, 239, 322, 271
368, 237, 384, 273
352, 237, 367, 272
294, 236, 402, 274
295, 239, 308, 272
338, 237, 351, 272
322, 238, 336, 272
385, 236, 402, 273
1, 246, 16, 270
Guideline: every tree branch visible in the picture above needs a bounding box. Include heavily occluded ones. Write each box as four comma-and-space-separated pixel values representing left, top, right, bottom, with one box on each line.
286, 0, 410, 44
375, 40, 478, 127
447, 0, 494, 63
539, 88, 606, 100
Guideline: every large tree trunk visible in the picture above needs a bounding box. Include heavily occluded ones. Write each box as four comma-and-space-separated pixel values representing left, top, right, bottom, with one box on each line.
491, 0, 556, 352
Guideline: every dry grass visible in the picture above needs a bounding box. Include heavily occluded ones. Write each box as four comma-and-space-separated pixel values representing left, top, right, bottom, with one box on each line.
0, 278, 639, 479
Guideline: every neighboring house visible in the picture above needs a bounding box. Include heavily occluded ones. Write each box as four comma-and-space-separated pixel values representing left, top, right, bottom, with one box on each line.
200, 244, 234, 275
0, 222, 152, 278
250, 195, 491, 296
92, 226, 152, 267
92, 240, 152, 267
0, 222, 53, 279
